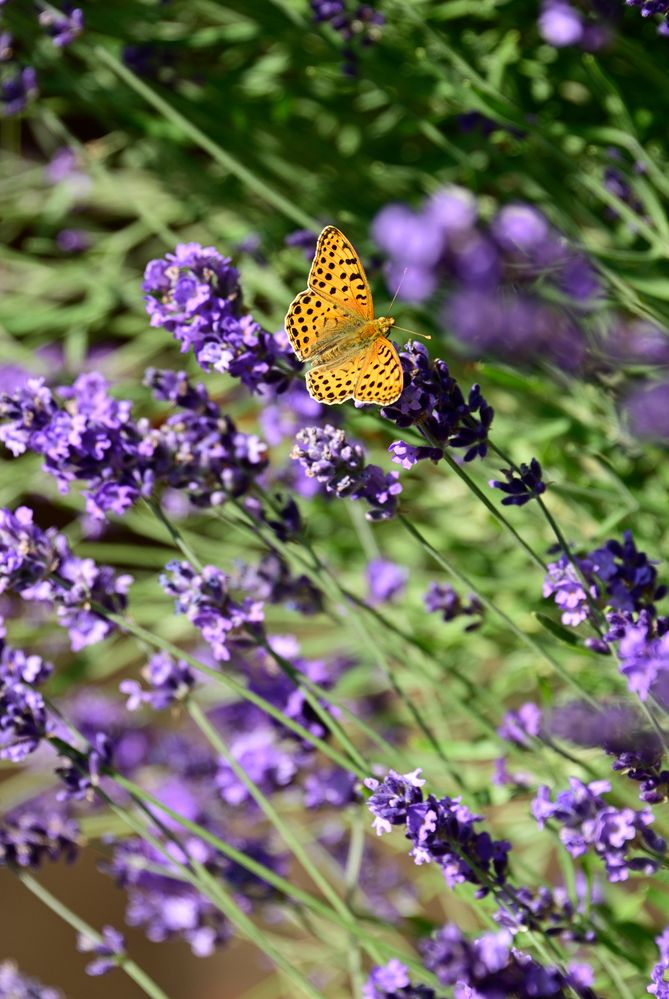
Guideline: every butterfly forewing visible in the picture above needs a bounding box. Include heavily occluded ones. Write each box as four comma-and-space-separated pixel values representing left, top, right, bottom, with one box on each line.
308, 226, 374, 322
285, 289, 359, 361
354, 337, 403, 406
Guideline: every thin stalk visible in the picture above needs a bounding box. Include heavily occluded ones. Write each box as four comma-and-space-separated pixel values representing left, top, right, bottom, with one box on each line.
95, 602, 369, 778
92, 47, 319, 232
15, 872, 170, 999
398, 515, 599, 707
145, 498, 205, 572
188, 700, 358, 928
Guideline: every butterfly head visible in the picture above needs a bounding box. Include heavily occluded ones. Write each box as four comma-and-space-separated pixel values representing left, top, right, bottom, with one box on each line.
376, 316, 395, 335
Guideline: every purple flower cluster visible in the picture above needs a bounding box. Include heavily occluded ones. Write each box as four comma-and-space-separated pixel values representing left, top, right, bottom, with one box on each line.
490, 458, 547, 507
625, 0, 669, 36
77, 926, 125, 977
532, 777, 666, 881
0, 5, 83, 116
616, 613, 669, 702
548, 699, 668, 803
367, 558, 408, 605
161, 561, 264, 662
0, 370, 268, 519
143, 243, 300, 396
538, 0, 612, 49
0, 807, 80, 868
494, 881, 597, 942
498, 702, 543, 748
0, 506, 130, 651
648, 927, 669, 997
56, 733, 114, 802
624, 382, 669, 442
38, 7, 84, 47
311, 1, 385, 76
0, 961, 62, 998
424, 583, 483, 630
121, 652, 196, 712
364, 959, 443, 998
366, 770, 510, 894
421, 924, 597, 998
233, 551, 323, 616
107, 821, 286, 957
383, 343, 493, 466
291, 424, 402, 520
542, 530, 665, 630
372, 191, 600, 371
0, 617, 53, 763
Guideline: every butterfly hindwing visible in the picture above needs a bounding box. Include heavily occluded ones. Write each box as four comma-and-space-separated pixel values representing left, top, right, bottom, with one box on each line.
285, 289, 358, 361
306, 351, 367, 405
308, 226, 374, 322
354, 337, 404, 406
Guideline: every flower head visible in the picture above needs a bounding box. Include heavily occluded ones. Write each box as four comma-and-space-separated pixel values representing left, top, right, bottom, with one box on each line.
291, 425, 402, 520
144, 244, 298, 396
77, 926, 125, 976
532, 777, 666, 881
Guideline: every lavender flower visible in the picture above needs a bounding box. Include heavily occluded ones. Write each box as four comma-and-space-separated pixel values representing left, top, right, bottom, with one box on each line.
421, 923, 597, 997
233, 551, 323, 615
364, 960, 440, 999
291, 425, 402, 520
161, 561, 264, 662
121, 652, 195, 711
648, 927, 669, 997
367, 558, 408, 605
372, 190, 599, 371
498, 702, 543, 747
532, 777, 666, 881
285, 229, 318, 260
56, 733, 113, 801
0, 621, 52, 762
424, 583, 483, 630
543, 530, 665, 632
0, 961, 62, 998
38, 7, 84, 47
0, 807, 80, 868
490, 458, 547, 506
538, 0, 585, 46
617, 619, 669, 701
625, 0, 669, 35
143, 243, 299, 396
381, 342, 494, 464
215, 724, 300, 804
1, 66, 37, 116
107, 812, 286, 957
0, 371, 268, 519
366, 770, 510, 893
623, 382, 669, 441
77, 926, 124, 976
0, 506, 131, 650
311, 1, 385, 76
0, 507, 58, 594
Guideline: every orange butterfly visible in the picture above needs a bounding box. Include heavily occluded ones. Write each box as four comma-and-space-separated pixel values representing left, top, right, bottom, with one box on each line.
284, 226, 403, 406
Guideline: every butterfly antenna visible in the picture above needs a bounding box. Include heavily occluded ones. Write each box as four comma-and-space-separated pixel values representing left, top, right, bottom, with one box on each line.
387, 267, 408, 315
393, 324, 432, 342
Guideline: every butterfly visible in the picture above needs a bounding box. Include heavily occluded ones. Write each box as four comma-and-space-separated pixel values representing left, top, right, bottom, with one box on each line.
284, 226, 403, 406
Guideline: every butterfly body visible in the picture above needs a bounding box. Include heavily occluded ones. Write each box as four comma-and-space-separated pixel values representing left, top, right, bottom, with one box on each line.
285, 226, 403, 406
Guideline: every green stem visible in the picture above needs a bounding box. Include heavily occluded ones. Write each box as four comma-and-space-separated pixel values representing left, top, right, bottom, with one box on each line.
398, 514, 598, 706
14, 871, 170, 999
92, 47, 319, 232
188, 700, 358, 928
